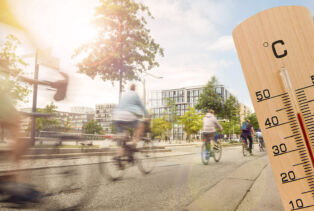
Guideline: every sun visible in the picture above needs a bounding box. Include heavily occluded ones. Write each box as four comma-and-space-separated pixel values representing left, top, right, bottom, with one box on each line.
7, 0, 98, 52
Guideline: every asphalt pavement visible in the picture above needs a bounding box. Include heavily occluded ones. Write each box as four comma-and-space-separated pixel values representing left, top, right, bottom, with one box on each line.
0, 144, 283, 211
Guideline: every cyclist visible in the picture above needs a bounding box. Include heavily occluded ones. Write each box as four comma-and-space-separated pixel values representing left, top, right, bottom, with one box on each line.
202, 109, 223, 154
0, 82, 42, 203
112, 84, 149, 158
241, 120, 255, 155
256, 128, 265, 150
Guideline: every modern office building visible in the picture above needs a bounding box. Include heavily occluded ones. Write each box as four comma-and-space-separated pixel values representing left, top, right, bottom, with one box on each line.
18, 108, 94, 133
239, 103, 252, 123
149, 84, 232, 140
70, 106, 94, 114
95, 104, 116, 133
57, 111, 94, 132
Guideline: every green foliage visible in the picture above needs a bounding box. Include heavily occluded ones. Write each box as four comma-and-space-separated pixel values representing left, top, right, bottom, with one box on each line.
220, 121, 241, 135
0, 34, 30, 104
62, 116, 72, 132
195, 76, 223, 116
223, 95, 240, 122
179, 107, 203, 141
35, 102, 60, 132
165, 98, 178, 126
73, 0, 164, 86
245, 113, 259, 130
222, 95, 240, 135
151, 117, 171, 139
83, 120, 103, 134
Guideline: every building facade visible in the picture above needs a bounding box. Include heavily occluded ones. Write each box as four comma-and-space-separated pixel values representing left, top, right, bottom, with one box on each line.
149, 85, 232, 140
95, 104, 116, 133
57, 111, 94, 132
18, 108, 94, 133
70, 106, 94, 114
239, 103, 252, 123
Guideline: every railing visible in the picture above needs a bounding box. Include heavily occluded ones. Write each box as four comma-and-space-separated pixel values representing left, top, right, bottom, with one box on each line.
38, 131, 113, 141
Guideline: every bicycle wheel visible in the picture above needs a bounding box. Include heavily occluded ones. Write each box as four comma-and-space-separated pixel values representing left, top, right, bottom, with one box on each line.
98, 141, 125, 181
137, 139, 156, 174
33, 143, 99, 210
4, 139, 99, 210
242, 142, 249, 157
201, 142, 210, 165
213, 141, 222, 162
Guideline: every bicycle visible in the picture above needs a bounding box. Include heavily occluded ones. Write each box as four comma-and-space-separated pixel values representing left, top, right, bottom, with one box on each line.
0, 68, 98, 210
241, 135, 250, 157
201, 133, 222, 165
98, 120, 156, 180
258, 137, 265, 152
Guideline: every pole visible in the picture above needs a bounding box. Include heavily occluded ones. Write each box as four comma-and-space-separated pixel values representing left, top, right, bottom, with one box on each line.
143, 78, 146, 105
119, 70, 122, 102
30, 49, 39, 145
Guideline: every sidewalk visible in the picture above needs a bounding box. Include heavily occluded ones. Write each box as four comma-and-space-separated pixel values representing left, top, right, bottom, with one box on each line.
186, 155, 284, 211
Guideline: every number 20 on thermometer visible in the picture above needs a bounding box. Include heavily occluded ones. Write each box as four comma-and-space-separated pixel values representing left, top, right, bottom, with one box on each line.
233, 6, 314, 211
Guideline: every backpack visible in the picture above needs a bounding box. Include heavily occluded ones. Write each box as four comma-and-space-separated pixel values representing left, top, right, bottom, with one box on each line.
241, 122, 248, 130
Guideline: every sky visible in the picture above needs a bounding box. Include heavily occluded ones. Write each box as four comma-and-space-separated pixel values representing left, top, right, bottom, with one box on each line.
1, 0, 313, 112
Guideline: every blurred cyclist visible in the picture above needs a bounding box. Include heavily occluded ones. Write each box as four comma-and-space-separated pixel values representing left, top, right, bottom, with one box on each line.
255, 128, 264, 150
112, 84, 149, 157
202, 109, 223, 149
241, 119, 255, 155
0, 75, 42, 203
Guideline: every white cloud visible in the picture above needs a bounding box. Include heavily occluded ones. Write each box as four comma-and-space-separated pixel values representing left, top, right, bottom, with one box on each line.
145, 59, 233, 92
207, 35, 235, 52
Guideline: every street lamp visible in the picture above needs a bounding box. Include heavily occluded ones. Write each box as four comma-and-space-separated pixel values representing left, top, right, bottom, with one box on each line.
142, 72, 163, 106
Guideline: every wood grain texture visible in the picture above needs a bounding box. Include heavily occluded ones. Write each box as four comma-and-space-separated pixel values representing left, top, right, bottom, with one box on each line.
233, 6, 314, 211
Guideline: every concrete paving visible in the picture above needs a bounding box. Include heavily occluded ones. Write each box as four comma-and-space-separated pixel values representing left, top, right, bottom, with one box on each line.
187, 154, 285, 211
236, 163, 284, 211
187, 156, 269, 211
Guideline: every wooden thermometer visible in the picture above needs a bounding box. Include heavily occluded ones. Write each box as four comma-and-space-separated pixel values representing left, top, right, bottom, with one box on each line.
233, 6, 314, 211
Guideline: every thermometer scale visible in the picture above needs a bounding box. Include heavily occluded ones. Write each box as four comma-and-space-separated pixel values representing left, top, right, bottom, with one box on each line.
233, 6, 314, 210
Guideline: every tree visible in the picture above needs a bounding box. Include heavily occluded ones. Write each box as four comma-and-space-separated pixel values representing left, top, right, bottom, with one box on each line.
165, 98, 179, 140
179, 107, 203, 142
222, 95, 240, 137
0, 34, 30, 104
220, 121, 241, 137
73, 0, 164, 97
62, 116, 72, 132
151, 117, 171, 139
83, 120, 103, 134
195, 76, 223, 116
35, 102, 61, 132
245, 113, 259, 130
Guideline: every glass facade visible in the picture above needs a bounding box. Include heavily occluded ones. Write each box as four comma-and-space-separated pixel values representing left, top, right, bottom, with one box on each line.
95, 104, 116, 133
149, 85, 231, 140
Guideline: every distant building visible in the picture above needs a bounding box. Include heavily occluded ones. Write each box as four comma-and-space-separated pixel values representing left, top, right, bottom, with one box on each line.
70, 106, 94, 114
18, 108, 94, 133
239, 103, 252, 123
57, 111, 94, 132
95, 104, 116, 133
149, 84, 232, 140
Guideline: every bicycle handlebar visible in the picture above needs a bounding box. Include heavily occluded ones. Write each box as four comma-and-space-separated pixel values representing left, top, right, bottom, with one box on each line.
0, 64, 69, 101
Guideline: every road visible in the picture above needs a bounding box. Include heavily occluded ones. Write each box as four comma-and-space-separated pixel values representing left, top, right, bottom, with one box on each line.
0, 144, 269, 210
